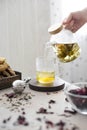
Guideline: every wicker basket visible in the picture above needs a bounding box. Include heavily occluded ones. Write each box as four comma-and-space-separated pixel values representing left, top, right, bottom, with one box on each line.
0, 71, 21, 90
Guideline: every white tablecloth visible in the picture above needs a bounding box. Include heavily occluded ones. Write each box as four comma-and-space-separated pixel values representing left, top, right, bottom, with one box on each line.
0, 77, 87, 130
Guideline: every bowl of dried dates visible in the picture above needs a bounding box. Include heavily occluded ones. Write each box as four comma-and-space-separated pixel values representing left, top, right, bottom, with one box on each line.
64, 82, 87, 115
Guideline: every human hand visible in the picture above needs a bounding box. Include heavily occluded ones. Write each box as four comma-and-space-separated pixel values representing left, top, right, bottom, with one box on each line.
62, 9, 87, 33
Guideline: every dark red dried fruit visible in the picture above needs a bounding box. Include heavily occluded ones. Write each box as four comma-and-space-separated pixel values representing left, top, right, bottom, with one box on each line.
16, 115, 29, 126
64, 108, 77, 115
55, 120, 65, 127
69, 87, 87, 95
37, 107, 54, 114
5, 93, 15, 98
68, 87, 87, 111
22, 112, 26, 115
17, 116, 25, 124
45, 120, 54, 127
49, 100, 56, 104
37, 108, 47, 114
55, 120, 65, 130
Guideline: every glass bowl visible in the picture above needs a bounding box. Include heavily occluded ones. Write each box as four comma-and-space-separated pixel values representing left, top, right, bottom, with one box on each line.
64, 82, 87, 115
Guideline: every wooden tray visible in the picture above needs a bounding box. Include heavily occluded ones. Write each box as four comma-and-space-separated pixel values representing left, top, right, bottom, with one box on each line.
0, 71, 21, 90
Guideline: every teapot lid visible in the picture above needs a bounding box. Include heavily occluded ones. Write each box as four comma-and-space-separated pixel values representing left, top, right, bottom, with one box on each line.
48, 23, 63, 34
48, 23, 74, 43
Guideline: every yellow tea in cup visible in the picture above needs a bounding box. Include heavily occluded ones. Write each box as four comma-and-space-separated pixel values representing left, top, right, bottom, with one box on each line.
36, 71, 55, 84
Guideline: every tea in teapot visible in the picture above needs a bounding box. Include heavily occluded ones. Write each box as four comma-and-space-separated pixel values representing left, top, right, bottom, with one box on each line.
48, 23, 81, 63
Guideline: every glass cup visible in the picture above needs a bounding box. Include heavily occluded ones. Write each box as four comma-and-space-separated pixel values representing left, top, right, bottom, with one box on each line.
36, 57, 55, 84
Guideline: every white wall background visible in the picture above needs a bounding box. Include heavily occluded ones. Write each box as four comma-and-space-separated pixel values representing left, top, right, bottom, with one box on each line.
0, 0, 50, 79
61, 0, 87, 19
0, 0, 87, 83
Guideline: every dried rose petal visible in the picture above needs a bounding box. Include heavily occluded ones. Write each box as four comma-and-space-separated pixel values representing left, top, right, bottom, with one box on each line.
64, 109, 77, 115
17, 116, 25, 124
55, 120, 65, 127
37, 108, 47, 114
22, 112, 25, 115
37, 107, 54, 114
68, 87, 87, 110
49, 100, 56, 104
15, 115, 29, 126
5, 93, 15, 98
69, 87, 87, 95
45, 120, 54, 127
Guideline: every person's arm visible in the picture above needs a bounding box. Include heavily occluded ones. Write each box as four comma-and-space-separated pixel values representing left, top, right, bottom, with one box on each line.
63, 8, 87, 32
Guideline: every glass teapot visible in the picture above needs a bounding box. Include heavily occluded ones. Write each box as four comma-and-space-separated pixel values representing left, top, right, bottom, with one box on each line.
47, 23, 81, 63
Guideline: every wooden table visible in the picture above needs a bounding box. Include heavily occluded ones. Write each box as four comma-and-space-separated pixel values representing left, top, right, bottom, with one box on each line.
0, 77, 87, 130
